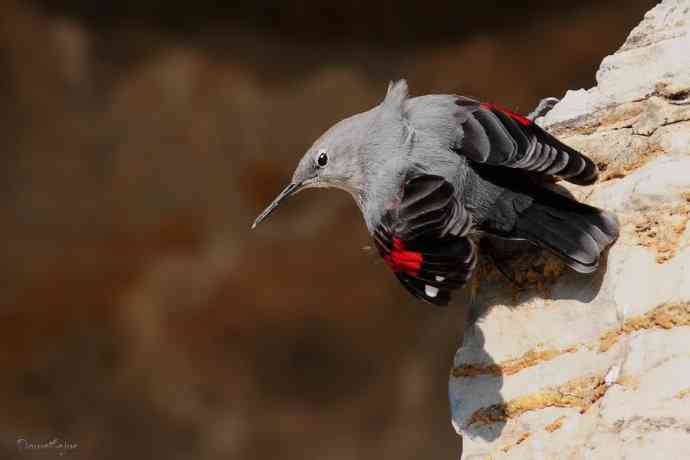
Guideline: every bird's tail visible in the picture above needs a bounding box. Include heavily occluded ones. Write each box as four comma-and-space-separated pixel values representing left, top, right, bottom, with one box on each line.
513, 188, 619, 273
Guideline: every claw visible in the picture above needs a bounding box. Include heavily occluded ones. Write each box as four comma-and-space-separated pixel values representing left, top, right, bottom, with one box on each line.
481, 239, 523, 288
486, 252, 521, 287
527, 97, 560, 121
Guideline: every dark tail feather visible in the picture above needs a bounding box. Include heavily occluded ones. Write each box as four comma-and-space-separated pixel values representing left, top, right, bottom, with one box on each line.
534, 127, 599, 185
514, 190, 619, 273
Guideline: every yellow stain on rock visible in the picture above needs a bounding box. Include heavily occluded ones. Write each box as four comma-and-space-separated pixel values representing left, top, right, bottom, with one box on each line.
501, 432, 531, 453
599, 303, 690, 352
676, 387, 690, 400
544, 415, 567, 433
468, 375, 607, 427
634, 201, 690, 264
452, 347, 578, 378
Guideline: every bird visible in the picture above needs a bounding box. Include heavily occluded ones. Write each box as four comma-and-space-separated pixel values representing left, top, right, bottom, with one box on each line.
252, 80, 619, 306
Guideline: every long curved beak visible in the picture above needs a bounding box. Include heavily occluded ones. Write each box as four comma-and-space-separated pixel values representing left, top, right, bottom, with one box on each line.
251, 182, 302, 229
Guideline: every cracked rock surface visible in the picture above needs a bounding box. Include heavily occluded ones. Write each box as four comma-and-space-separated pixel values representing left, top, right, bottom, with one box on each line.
450, 1, 690, 458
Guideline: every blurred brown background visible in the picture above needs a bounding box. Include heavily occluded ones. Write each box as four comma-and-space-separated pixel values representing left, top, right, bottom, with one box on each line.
0, 1, 656, 458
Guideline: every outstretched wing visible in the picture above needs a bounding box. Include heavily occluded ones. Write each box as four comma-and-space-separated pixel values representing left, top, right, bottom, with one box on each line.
372, 175, 477, 306
454, 97, 598, 185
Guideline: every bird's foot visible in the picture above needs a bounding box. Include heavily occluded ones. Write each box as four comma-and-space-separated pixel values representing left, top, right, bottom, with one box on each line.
527, 97, 560, 121
482, 245, 524, 289
492, 257, 523, 289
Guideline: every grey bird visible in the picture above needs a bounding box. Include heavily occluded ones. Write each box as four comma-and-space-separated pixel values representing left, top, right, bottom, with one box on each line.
252, 80, 619, 305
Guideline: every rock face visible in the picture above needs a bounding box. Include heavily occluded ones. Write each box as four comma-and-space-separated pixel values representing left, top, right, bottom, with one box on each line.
450, 1, 690, 458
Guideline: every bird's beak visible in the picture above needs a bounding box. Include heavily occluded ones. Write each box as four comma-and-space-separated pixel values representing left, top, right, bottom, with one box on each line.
251, 182, 302, 229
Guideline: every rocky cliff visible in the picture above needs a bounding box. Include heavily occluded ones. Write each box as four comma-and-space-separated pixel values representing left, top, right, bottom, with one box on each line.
451, 1, 690, 458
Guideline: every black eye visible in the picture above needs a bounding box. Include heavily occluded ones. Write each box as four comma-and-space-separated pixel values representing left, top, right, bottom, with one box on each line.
317, 151, 328, 167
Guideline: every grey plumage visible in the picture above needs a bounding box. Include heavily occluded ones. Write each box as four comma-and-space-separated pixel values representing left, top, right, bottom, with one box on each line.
252, 80, 619, 305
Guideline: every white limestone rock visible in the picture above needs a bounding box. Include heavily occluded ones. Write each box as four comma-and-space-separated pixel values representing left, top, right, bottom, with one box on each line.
543, 0, 690, 125
451, 1, 690, 458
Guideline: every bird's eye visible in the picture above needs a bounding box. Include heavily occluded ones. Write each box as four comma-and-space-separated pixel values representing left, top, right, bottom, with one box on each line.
317, 151, 328, 168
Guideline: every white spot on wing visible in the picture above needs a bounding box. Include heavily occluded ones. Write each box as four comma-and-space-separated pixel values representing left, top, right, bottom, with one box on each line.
436, 276, 445, 282
425, 285, 439, 298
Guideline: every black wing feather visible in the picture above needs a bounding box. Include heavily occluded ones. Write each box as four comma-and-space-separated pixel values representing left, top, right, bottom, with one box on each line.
373, 174, 477, 306
454, 98, 598, 185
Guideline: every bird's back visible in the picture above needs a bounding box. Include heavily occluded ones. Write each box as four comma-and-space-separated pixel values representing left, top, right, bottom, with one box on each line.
403, 93, 617, 273
402, 95, 518, 226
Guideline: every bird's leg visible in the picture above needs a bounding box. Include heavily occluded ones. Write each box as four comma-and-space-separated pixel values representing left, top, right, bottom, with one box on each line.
487, 252, 519, 287
527, 97, 560, 121
481, 239, 522, 288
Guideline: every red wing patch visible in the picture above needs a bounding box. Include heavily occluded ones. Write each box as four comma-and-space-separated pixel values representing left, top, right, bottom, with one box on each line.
372, 174, 478, 306
382, 238, 422, 276
481, 102, 531, 127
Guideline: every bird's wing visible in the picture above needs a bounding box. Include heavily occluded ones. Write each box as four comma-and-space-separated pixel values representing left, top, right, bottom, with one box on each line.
372, 174, 477, 306
454, 97, 598, 185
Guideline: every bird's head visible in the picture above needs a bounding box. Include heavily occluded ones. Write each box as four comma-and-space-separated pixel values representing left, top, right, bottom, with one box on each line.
251, 111, 373, 229
252, 80, 409, 229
